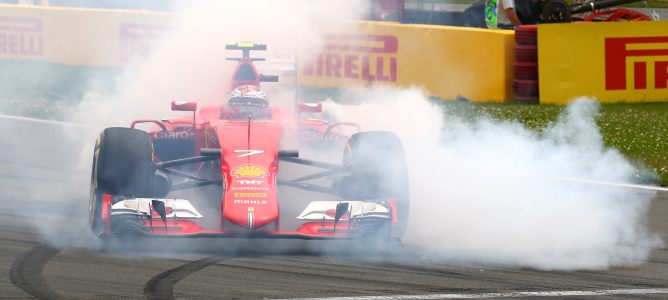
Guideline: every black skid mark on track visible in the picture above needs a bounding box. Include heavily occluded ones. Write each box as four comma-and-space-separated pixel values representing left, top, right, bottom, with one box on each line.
144, 256, 230, 300
9, 244, 67, 299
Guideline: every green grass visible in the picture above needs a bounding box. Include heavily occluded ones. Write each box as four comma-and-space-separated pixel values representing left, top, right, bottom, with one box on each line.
436, 101, 668, 185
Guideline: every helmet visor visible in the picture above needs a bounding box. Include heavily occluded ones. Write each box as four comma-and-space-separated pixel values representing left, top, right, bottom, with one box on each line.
228, 97, 270, 119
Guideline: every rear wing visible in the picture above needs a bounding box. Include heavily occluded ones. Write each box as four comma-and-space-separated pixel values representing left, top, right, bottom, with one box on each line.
227, 42, 275, 83
225, 42, 267, 61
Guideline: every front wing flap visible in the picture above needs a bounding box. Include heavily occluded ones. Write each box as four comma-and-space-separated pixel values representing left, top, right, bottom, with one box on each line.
103, 195, 395, 240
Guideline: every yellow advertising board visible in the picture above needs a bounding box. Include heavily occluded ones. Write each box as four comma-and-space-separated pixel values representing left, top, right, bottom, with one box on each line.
0, 5, 515, 102
0, 4, 171, 66
299, 22, 516, 103
538, 20, 668, 104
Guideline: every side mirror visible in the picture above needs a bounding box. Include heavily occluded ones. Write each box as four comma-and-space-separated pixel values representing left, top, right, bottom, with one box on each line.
171, 101, 197, 112
297, 102, 322, 113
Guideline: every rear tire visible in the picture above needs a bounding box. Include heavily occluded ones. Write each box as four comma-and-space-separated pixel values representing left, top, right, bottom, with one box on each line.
89, 127, 154, 235
337, 131, 410, 240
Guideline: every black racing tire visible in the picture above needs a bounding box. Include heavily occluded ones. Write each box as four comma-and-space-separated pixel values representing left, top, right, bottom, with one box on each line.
513, 62, 538, 80
515, 25, 538, 45
89, 127, 154, 235
515, 44, 538, 63
337, 131, 410, 240
541, 0, 571, 23
513, 79, 540, 97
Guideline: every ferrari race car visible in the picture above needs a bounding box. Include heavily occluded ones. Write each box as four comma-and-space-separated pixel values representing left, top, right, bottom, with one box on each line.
89, 42, 409, 243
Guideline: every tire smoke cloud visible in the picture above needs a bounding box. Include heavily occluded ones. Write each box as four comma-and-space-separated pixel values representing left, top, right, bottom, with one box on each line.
10, 0, 366, 250
69, 0, 366, 135
5, 0, 662, 269
323, 88, 663, 270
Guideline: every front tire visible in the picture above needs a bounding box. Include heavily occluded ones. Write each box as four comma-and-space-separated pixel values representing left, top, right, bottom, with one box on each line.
89, 127, 154, 235
337, 131, 410, 240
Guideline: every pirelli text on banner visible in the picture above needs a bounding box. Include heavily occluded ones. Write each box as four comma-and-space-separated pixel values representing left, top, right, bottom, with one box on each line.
605, 36, 668, 91
538, 21, 668, 104
302, 34, 398, 82
119, 23, 166, 64
0, 16, 43, 57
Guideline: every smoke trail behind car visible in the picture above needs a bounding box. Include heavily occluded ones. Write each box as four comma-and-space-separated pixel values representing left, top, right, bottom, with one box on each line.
323, 88, 663, 270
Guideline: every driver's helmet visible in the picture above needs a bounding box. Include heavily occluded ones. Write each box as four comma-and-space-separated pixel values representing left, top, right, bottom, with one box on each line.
227, 85, 270, 119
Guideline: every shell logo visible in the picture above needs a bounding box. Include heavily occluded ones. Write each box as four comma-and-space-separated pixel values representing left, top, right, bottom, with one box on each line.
231, 164, 269, 178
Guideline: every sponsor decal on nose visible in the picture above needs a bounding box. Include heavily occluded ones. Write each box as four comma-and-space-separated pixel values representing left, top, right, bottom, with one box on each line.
231, 164, 269, 178
233, 199, 268, 205
234, 149, 264, 157
234, 192, 267, 198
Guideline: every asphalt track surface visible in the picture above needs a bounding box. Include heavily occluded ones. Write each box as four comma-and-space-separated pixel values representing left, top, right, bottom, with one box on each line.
1, 115, 667, 299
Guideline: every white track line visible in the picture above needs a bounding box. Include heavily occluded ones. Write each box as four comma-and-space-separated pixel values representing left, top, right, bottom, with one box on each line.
281, 288, 668, 300
547, 176, 668, 192
0, 114, 86, 128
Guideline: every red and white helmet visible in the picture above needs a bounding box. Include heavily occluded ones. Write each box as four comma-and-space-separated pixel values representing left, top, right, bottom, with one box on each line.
227, 85, 270, 119
229, 84, 267, 100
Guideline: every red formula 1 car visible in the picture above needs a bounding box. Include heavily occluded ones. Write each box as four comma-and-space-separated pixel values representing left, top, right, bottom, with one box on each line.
89, 42, 409, 243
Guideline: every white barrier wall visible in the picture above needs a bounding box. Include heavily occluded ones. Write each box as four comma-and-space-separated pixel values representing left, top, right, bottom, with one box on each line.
0, 4, 171, 66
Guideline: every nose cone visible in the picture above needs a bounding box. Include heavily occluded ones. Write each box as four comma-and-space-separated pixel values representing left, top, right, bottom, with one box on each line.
215, 120, 282, 231
224, 198, 278, 230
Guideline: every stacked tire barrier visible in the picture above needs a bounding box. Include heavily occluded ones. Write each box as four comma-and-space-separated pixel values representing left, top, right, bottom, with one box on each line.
513, 25, 539, 103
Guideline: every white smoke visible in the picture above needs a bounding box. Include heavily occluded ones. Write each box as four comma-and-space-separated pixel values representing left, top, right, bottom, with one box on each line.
23, 0, 367, 248
10, 0, 662, 269
323, 88, 663, 270
70, 0, 366, 132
